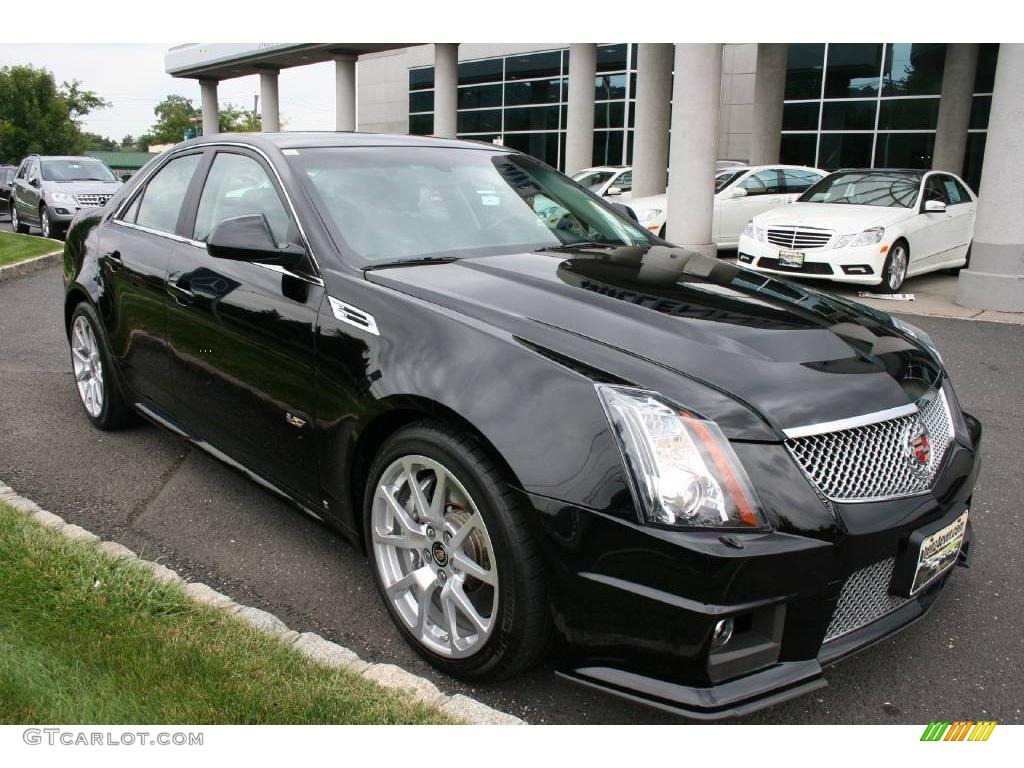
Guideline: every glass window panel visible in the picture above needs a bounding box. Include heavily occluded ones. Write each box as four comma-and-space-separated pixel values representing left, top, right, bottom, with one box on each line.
780, 133, 818, 167
194, 152, 291, 244
627, 101, 635, 128
502, 132, 560, 167
409, 91, 434, 113
457, 109, 501, 133
409, 113, 433, 136
883, 43, 946, 96
877, 98, 940, 130
969, 95, 991, 130
973, 43, 999, 93
781, 168, 825, 193
458, 83, 501, 109
739, 169, 783, 196
134, 154, 201, 235
504, 78, 563, 106
821, 100, 877, 131
458, 58, 502, 85
592, 130, 624, 166
817, 133, 873, 170
783, 101, 820, 130
785, 43, 825, 99
824, 43, 883, 98
873, 132, 935, 169
409, 67, 434, 91
504, 105, 560, 132
506, 51, 561, 81
596, 44, 628, 73
594, 101, 625, 129
595, 73, 627, 101
962, 133, 986, 192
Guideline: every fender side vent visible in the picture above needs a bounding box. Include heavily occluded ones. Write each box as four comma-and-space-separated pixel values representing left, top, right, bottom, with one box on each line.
328, 296, 379, 336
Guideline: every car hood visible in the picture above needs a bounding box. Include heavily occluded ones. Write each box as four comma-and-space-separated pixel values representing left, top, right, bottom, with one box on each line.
46, 180, 122, 196
753, 201, 913, 231
627, 193, 668, 212
365, 245, 941, 439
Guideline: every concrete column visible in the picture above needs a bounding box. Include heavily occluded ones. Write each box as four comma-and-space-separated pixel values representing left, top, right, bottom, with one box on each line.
665, 44, 722, 257
565, 43, 597, 174
631, 44, 674, 197
957, 44, 1024, 312
199, 79, 219, 137
933, 44, 978, 174
749, 44, 787, 166
334, 54, 357, 131
258, 68, 280, 132
433, 44, 459, 138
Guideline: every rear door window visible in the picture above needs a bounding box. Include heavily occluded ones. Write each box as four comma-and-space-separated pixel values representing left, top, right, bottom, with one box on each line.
133, 154, 203, 234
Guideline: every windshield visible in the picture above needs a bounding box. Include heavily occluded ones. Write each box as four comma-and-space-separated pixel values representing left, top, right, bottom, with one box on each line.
289, 147, 651, 265
798, 171, 921, 208
715, 169, 746, 193
40, 159, 117, 182
570, 169, 617, 193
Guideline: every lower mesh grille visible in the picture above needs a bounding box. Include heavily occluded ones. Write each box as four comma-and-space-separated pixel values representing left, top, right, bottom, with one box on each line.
824, 557, 910, 642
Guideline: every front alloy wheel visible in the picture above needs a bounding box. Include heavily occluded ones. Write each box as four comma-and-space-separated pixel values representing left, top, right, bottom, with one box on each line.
883, 242, 908, 293
40, 207, 52, 239
364, 421, 550, 681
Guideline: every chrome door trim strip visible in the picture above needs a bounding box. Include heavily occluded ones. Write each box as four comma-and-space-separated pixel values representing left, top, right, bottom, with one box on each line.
782, 403, 919, 440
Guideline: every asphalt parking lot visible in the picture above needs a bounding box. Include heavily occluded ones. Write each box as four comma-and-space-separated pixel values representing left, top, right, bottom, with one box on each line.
1, 260, 1021, 725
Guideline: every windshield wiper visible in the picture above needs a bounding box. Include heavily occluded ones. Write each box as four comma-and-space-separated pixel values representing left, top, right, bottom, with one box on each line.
364, 255, 460, 271
533, 240, 624, 253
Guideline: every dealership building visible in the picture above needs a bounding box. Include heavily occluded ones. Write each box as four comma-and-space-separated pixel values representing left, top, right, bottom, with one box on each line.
166, 42, 1023, 311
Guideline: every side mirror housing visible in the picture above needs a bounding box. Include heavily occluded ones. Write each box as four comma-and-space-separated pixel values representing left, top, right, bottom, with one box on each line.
606, 185, 623, 197
29, 177, 41, 188
924, 199, 947, 214
206, 214, 305, 268
728, 187, 748, 199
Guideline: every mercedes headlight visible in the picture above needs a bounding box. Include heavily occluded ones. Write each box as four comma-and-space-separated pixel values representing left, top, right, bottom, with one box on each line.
742, 221, 755, 238
834, 226, 884, 248
49, 191, 77, 205
597, 385, 768, 530
634, 207, 663, 222
893, 317, 943, 363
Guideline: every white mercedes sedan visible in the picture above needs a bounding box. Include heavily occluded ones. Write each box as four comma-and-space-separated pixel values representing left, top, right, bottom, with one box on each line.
627, 165, 826, 247
737, 169, 976, 293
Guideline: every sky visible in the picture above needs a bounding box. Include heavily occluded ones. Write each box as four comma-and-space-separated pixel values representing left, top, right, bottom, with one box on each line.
0, 44, 338, 141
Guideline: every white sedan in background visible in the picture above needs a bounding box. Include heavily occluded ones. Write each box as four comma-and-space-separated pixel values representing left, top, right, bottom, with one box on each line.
737, 169, 976, 293
571, 166, 634, 200
627, 165, 826, 246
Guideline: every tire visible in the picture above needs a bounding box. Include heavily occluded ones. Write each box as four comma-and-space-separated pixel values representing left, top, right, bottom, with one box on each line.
363, 420, 550, 682
68, 302, 135, 430
39, 205, 60, 240
11, 204, 29, 234
879, 240, 909, 293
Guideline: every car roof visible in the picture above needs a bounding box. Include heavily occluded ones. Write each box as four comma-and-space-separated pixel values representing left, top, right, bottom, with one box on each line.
174, 131, 509, 154
830, 167, 926, 177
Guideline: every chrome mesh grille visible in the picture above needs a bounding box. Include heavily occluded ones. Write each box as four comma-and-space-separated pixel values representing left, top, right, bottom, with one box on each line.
766, 226, 833, 250
75, 193, 113, 208
824, 557, 910, 642
785, 390, 954, 502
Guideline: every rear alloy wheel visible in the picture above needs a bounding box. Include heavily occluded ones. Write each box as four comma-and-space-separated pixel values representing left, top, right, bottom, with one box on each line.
881, 241, 908, 293
11, 205, 29, 234
68, 303, 134, 430
364, 421, 550, 681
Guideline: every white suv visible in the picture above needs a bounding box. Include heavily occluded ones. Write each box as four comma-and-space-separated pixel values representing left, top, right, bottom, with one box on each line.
737, 169, 976, 293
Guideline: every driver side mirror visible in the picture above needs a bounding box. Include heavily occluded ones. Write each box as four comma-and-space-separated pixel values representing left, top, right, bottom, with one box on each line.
727, 187, 748, 199
29, 178, 40, 188
606, 186, 623, 197
924, 199, 947, 214
206, 214, 306, 268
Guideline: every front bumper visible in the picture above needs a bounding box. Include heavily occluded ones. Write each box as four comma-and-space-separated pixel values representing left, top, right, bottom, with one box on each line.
530, 412, 982, 720
737, 233, 889, 285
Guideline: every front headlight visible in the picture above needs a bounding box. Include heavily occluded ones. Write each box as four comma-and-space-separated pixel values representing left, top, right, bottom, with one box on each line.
834, 226, 884, 248
634, 208, 663, 222
597, 385, 768, 530
49, 191, 77, 205
893, 317, 943, 363
742, 221, 755, 238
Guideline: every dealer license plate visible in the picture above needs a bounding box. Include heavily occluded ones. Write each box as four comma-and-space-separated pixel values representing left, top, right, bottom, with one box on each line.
778, 248, 804, 268
911, 511, 968, 595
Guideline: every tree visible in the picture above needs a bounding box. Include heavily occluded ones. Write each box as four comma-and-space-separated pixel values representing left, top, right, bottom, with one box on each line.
146, 94, 203, 144
81, 132, 117, 151
0, 65, 106, 164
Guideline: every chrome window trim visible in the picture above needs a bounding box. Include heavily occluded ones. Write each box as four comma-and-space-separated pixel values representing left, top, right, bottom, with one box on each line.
782, 403, 919, 439
110, 141, 323, 278
110, 219, 324, 287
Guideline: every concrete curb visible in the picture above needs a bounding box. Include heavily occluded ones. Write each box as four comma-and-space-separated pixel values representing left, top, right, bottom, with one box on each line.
0, 479, 524, 725
0, 249, 63, 283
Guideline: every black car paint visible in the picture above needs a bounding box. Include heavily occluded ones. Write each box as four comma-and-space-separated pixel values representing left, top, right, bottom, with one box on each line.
62, 133, 980, 719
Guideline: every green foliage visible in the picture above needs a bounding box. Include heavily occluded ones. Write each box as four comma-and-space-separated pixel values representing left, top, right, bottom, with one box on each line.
0, 66, 107, 164
146, 93, 203, 144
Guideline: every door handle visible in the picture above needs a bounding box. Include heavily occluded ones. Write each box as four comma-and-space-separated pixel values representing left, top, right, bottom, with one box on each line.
104, 250, 123, 272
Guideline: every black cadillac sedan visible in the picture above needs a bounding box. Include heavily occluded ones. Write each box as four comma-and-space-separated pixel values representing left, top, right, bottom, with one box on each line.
61, 133, 980, 719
